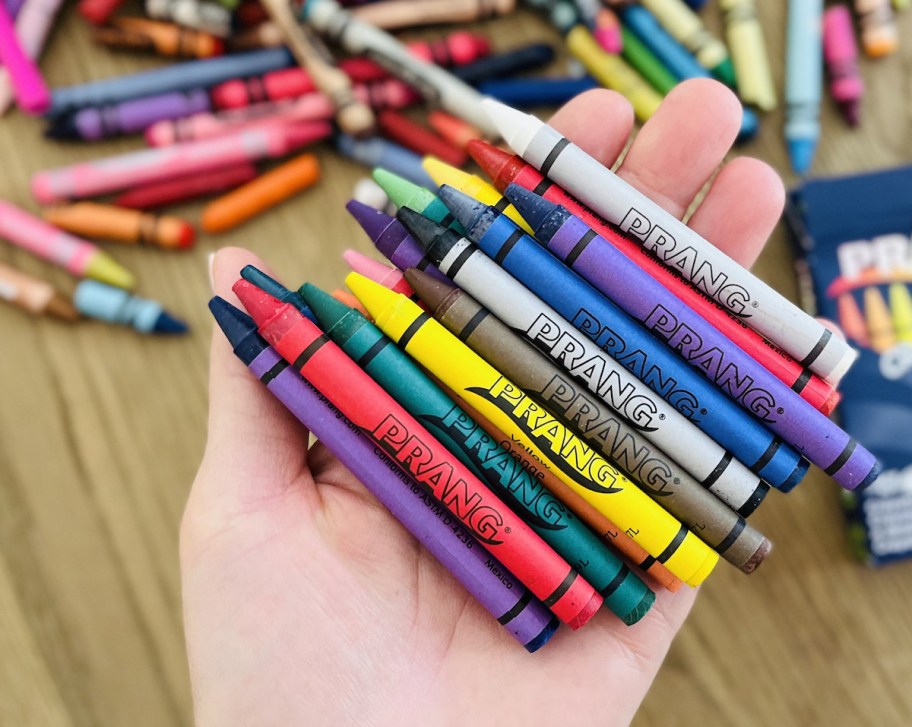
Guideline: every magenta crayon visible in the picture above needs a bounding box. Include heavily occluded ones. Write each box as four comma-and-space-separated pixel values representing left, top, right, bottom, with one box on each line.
0, 1, 50, 114
823, 5, 864, 126
31, 124, 317, 204
0, 0, 64, 115
78, 0, 124, 24
0, 200, 135, 289
342, 249, 416, 298
114, 163, 258, 209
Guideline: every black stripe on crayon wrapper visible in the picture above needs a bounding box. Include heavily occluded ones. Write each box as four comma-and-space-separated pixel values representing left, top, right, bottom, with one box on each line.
493, 196, 511, 213
713, 518, 746, 555
415, 256, 432, 271
356, 337, 391, 369
655, 525, 688, 564
601, 564, 632, 598
738, 482, 768, 518
445, 243, 476, 279
701, 452, 732, 488
137, 213, 161, 247
750, 439, 781, 475
397, 312, 432, 349
292, 334, 331, 370
799, 328, 832, 368
542, 569, 578, 607
824, 438, 857, 476
532, 178, 553, 196
564, 229, 598, 267
539, 137, 571, 177
493, 229, 524, 265
457, 308, 490, 342
259, 359, 289, 385
497, 590, 533, 625
792, 367, 812, 394
440, 211, 457, 229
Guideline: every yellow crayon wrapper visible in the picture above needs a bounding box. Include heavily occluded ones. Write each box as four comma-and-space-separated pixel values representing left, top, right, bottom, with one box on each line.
356, 275, 719, 586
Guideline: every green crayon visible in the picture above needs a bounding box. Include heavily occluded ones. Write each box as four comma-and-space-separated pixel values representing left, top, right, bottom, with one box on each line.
300, 282, 656, 623
620, 26, 678, 94
372, 168, 466, 234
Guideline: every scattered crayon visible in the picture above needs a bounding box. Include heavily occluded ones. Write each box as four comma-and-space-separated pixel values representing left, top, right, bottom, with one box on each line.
74, 281, 186, 333
43, 202, 195, 249
376, 109, 467, 168
719, 0, 777, 112
890, 284, 912, 342
209, 297, 559, 651
823, 5, 864, 126
0, 0, 63, 115
347, 272, 720, 586
93, 17, 225, 59
593, 8, 622, 54
144, 0, 233, 38
481, 100, 858, 386
0, 261, 79, 321
77, 0, 124, 25
837, 293, 870, 348
865, 287, 896, 353
351, 178, 394, 214
0, 200, 135, 289
202, 151, 322, 233
478, 76, 599, 108
618, 26, 678, 95
0, 1, 50, 114
338, 136, 436, 189
785, 0, 823, 175
452, 43, 556, 86
228, 19, 287, 50
234, 280, 605, 628
351, 0, 515, 30
114, 163, 258, 209
426, 111, 483, 151
342, 249, 416, 298
854, 0, 899, 57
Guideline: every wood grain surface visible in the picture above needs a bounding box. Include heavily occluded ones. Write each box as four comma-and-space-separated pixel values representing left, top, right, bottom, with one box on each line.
1, 3, 911, 725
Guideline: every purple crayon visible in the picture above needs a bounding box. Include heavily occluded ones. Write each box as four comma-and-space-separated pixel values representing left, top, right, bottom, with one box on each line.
46, 89, 211, 141
346, 199, 449, 283
209, 296, 559, 652
504, 185, 880, 492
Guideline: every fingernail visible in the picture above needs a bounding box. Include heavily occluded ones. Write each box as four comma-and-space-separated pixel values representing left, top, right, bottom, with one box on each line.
207, 252, 216, 292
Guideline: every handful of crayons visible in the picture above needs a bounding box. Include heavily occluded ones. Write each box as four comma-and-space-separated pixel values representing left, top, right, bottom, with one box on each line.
210, 101, 880, 652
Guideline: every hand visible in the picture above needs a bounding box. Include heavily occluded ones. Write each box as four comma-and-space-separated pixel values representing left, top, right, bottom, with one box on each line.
181, 79, 785, 726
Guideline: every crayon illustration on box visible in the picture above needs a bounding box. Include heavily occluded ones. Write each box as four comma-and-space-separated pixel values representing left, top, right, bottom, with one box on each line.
788, 165, 912, 565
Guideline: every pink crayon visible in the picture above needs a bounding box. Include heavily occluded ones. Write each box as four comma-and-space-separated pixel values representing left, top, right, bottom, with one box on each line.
0, 200, 135, 289
31, 124, 319, 203
0, 0, 64, 115
0, 0, 50, 114
342, 249, 416, 299
823, 5, 864, 126
593, 8, 622, 54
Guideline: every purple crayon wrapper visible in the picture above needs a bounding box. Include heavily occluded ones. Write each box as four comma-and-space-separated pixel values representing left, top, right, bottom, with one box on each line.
76, 90, 212, 140
5, 0, 25, 18
248, 345, 558, 649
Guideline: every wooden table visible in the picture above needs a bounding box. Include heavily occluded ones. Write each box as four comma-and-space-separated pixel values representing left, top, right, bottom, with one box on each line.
1, 4, 911, 725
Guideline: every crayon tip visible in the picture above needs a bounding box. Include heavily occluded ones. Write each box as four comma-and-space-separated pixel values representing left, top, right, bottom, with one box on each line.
621, 588, 656, 626
208, 296, 267, 365
422, 156, 471, 189
480, 99, 537, 155
403, 268, 458, 313
740, 537, 772, 575
233, 279, 285, 326
787, 138, 817, 176
524, 616, 560, 653
84, 252, 136, 290
373, 167, 434, 210
346, 198, 394, 241
298, 283, 354, 330
43, 115, 80, 140
466, 140, 514, 189
396, 207, 450, 253
567, 591, 603, 630
437, 185, 488, 233
841, 102, 860, 127
503, 183, 557, 236
240, 265, 292, 299
177, 221, 196, 249
46, 292, 81, 322
153, 309, 189, 334
345, 272, 400, 321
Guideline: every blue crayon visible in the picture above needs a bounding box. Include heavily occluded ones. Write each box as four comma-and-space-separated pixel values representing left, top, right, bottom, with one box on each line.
336, 135, 436, 190
74, 281, 187, 334
452, 43, 557, 86
477, 77, 599, 108
785, 0, 823, 175
47, 48, 293, 118
437, 185, 808, 491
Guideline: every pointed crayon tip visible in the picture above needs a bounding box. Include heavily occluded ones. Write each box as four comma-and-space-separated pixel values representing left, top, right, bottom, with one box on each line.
232, 279, 286, 326
466, 139, 515, 189
404, 268, 458, 312
396, 207, 448, 249
241, 265, 292, 299
299, 282, 357, 330
437, 184, 488, 230
422, 156, 470, 189
787, 139, 817, 176
373, 167, 434, 210
153, 309, 189, 334
346, 198, 394, 241
503, 183, 556, 235
208, 296, 267, 364
480, 99, 537, 154
345, 272, 400, 321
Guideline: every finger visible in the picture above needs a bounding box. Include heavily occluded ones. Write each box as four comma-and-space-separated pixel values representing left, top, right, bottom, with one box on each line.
686, 156, 786, 268
618, 78, 742, 219
549, 88, 636, 169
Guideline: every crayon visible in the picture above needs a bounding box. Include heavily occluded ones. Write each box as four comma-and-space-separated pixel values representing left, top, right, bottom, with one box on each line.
477, 77, 600, 109
239, 266, 317, 320
890, 284, 912, 343
452, 44, 556, 86
619, 26, 678, 95
346, 199, 449, 283
46, 90, 211, 141
351, 178, 394, 214
332, 289, 369, 317
442, 186, 811, 491
47, 48, 293, 118
93, 17, 225, 59
719, 0, 776, 112
640, 0, 735, 85
837, 293, 870, 348
32, 124, 317, 204
202, 152, 322, 233
301, 283, 656, 621
785, 0, 823, 175
502, 186, 878, 491
337, 136, 436, 189
209, 298, 559, 651
408, 269, 771, 571
77, 0, 124, 24
0, 0, 63, 115
74, 281, 186, 333
481, 100, 858, 385
342, 249, 416, 298
234, 281, 604, 628
372, 168, 459, 229
377, 110, 467, 168
43, 203, 195, 250
347, 273, 720, 586
823, 5, 864, 126
351, 0, 514, 29
593, 7, 622, 54
421, 158, 533, 234
227, 20, 286, 50
300, 0, 499, 138
0, 262, 79, 321
0, 1, 49, 114
114, 163, 258, 209
854, 0, 899, 57
0, 201, 134, 289
144, 0, 233, 38
565, 24, 662, 124
235, 0, 267, 26
468, 141, 841, 415
865, 287, 896, 353
427, 111, 483, 152
396, 209, 772, 513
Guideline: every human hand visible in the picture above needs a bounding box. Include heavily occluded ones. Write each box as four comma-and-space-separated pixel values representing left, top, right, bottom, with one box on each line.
181, 78, 785, 726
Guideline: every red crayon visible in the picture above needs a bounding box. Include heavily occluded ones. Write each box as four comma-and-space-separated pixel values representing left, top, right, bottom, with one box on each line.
232, 280, 603, 629
469, 140, 841, 415
427, 110, 483, 151
114, 163, 258, 209
78, 0, 125, 25
376, 109, 468, 168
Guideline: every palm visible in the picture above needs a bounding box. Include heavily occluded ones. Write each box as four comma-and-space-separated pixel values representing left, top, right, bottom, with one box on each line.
183, 80, 786, 726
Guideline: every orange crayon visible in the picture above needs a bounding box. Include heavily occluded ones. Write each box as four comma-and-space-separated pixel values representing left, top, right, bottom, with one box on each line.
202, 152, 321, 233
837, 293, 870, 348
427, 110, 483, 151
865, 286, 896, 352
96, 17, 225, 59
0, 262, 79, 321
43, 202, 195, 250
331, 288, 370, 318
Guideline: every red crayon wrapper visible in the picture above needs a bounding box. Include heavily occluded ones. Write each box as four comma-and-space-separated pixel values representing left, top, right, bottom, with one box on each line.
377, 109, 467, 168
114, 163, 259, 210
78, 0, 125, 25
235, 282, 603, 629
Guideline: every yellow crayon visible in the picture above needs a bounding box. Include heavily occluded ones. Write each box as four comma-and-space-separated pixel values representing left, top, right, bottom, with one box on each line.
837, 293, 870, 348
864, 286, 896, 353
565, 25, 663, 124
889, 283, 912, 342
719, 0, 777, 111
422, 157, 534, 235
348, 273, 719, 587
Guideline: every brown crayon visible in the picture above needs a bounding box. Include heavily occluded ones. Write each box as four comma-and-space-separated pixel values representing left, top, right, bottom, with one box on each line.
43, 202, 195, 250
95, 17, 225, 59
0, 262, 79, 321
